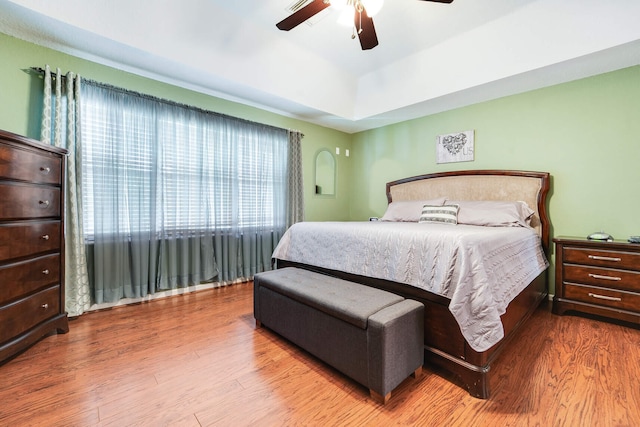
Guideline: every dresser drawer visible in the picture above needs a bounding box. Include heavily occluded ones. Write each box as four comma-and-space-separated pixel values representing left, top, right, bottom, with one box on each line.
564, 247, 640, 271
0, 254, 60, 305
0, 183, 60, 219
0, 143, 62, 185
0, 221, 61, 260
563, 283, 640, 312
564, 264, 640, 292
0, 285, 60, 344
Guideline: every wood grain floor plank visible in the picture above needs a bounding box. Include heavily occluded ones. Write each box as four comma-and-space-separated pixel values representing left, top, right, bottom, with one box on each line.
1, 282, 639, 426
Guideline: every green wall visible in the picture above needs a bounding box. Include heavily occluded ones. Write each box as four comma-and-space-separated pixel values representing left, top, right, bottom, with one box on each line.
0, 32, 352, 222
351, 65, 640, 238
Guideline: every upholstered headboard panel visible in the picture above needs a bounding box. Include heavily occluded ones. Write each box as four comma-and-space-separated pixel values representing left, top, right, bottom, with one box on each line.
386, 170, 551, 254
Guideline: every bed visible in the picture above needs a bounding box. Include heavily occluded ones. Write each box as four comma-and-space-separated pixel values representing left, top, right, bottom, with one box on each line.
272, 170, 551, 398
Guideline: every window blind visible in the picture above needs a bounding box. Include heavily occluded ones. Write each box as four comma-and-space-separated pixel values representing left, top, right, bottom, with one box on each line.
80, 82, 288, 241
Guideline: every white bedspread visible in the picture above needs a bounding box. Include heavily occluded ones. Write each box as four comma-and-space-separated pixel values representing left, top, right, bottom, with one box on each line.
271, 221, 549, 352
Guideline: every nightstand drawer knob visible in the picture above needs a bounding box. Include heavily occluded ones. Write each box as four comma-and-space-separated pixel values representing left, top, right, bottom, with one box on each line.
588, 255, 621, 262
41, 303, 49, 309
39, 200, 50, 207
588, 273, 621, 281
41, 234, 50, 241
40, 166, 51, 174
588, 293, 622, 302
42, 269, 50, 275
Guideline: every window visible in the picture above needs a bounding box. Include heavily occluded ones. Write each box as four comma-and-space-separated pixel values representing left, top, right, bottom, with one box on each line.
80, 82, 288, 241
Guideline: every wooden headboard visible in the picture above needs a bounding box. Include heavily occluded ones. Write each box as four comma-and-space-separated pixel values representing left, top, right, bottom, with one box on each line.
386, 170, 551, 255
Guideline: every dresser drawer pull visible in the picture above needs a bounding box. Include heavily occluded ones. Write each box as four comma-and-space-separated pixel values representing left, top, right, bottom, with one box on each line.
40, 166, 51, 174
41, 303, 49, 309
42, 269, 50, 275
588, 273, 621, 281
588, 293, 622, 302
39, 200, 50, 207
588, 255, 621, 262
41, 234, 50, 240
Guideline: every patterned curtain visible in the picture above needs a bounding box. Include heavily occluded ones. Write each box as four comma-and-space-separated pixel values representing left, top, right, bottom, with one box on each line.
287, 130, 305, 228
40, 65, 91, 317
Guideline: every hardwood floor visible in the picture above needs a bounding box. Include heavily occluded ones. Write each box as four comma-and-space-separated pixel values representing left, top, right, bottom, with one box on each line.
1, 281, 639, 426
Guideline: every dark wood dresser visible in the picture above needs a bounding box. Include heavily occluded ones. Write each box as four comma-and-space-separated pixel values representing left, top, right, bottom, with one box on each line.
553, 236, 640, 325
0, 129, 69, 364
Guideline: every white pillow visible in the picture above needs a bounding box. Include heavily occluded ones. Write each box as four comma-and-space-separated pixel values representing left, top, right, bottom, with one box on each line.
445, 200, 534, 227
380, 198, 446, 222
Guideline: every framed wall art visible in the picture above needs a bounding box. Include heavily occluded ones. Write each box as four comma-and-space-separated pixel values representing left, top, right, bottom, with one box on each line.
436, 130, 475, 164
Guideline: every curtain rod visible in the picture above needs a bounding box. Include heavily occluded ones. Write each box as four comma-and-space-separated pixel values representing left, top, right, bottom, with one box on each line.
27, 67, 304, 137
27, 67, 70, 79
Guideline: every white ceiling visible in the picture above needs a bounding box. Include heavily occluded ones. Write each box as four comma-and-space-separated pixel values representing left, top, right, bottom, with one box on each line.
1, 0, 640, 133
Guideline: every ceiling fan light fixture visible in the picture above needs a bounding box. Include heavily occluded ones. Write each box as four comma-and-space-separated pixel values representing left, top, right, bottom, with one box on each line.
361, 0, 383, 17
335, 0, 382, 27
332, 0, 383, 15
337, 7, 355, 27
329, 0, 348, 11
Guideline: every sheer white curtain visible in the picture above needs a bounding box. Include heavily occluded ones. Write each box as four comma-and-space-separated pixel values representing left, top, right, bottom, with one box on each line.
80, 81, 298, 303
40, 65, 91, 317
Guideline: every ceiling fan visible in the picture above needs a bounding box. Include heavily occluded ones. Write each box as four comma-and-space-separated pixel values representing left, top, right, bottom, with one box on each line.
276, 0, 454, 51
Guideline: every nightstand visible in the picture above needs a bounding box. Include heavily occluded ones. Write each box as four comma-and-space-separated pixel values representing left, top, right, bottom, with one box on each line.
553, 236, 640, 325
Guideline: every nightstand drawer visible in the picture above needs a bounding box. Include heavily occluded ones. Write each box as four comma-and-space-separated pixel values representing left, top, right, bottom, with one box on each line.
564, 247, 640, 271
564, 264, 640, 292
0, 285, 60, 344
564, 283, 640, 312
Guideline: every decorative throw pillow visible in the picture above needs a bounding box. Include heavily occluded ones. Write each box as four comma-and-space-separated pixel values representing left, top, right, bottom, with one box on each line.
380, 197, 447, 222
419, 204, 459, 225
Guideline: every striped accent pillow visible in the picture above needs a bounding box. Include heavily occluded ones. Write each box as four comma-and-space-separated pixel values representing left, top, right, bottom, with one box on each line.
419, 204, 459, 225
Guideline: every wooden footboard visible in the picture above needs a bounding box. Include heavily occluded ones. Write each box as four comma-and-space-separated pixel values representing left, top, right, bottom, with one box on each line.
275, 259, 548, 398
424, 273, 547, 398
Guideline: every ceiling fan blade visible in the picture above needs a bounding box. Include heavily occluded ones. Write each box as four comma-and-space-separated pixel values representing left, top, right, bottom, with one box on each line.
355, 8, 378, 50
276, 0, 331, 31
418, 0, 454, 3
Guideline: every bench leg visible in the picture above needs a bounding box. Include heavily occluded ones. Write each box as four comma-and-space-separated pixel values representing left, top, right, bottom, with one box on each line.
370, 367, 422, 404
412, 366, 423, 379
370, 389, 391, 405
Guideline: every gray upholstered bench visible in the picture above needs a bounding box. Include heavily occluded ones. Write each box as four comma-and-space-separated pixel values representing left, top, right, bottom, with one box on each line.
253, 267, 424, 404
